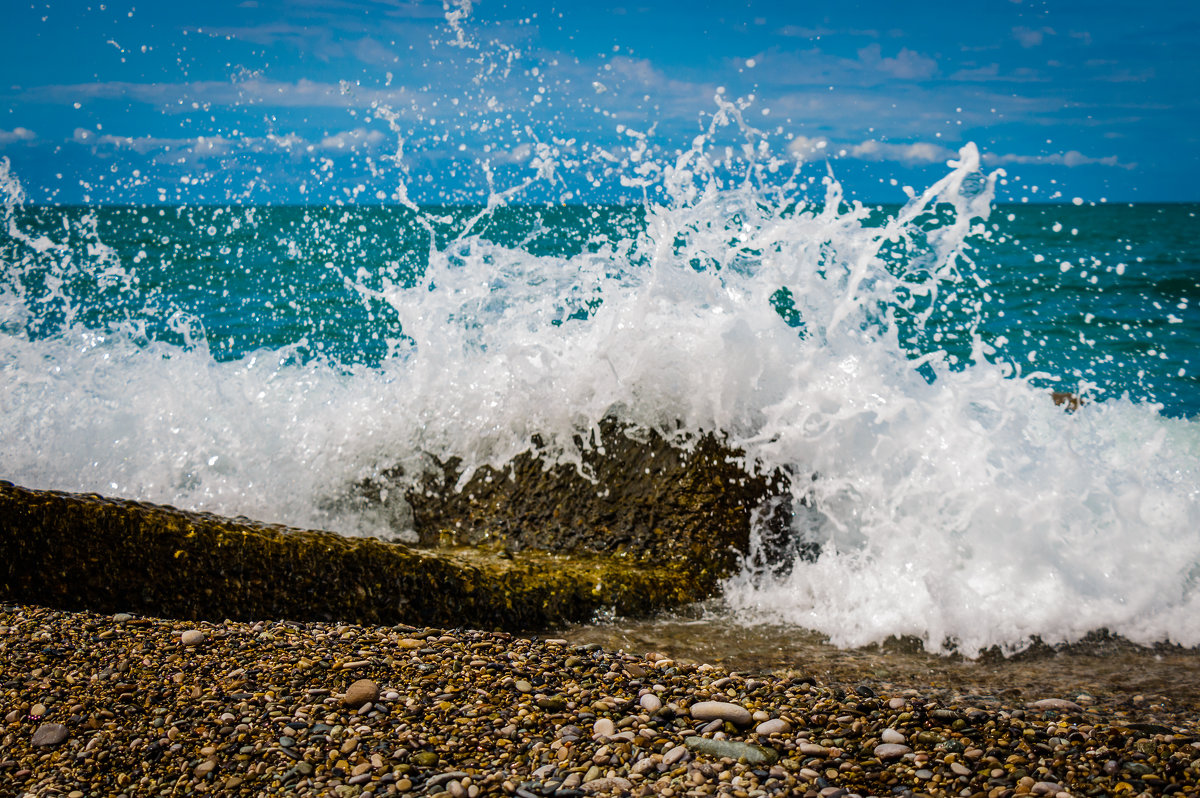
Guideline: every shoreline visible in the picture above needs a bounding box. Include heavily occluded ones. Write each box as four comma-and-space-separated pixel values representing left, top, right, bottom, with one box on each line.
3, 603, 1198, 797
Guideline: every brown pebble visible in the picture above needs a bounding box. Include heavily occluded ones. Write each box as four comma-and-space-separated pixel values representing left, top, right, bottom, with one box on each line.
343, 678, 380, 708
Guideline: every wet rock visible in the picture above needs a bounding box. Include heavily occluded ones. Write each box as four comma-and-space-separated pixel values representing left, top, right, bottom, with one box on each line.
0, 480, 710, 630
880, 728, 906, 744
405, 418, 793, 579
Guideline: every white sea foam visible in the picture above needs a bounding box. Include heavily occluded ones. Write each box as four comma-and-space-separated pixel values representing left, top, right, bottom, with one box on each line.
2, 124, 1198, 657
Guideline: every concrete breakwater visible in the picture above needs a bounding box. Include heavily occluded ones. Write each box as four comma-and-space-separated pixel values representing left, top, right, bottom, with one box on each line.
0, 424, 791, 629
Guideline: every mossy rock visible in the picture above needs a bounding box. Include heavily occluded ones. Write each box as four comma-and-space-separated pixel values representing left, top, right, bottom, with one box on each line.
395, 418, 792, 577
0, 481, 701, 630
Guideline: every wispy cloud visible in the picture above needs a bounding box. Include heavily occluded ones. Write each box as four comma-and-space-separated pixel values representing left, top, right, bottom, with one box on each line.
983, 150, 1134, 169
1013, 26, 1056, 48
856, 43, 937, 80
0, 127, 36, 145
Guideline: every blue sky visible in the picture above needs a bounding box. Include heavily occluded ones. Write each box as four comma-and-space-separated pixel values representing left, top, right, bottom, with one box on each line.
1, 0, 1197, 204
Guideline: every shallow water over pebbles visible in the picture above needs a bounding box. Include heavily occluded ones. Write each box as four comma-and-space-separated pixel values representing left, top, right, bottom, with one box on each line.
553, 603, 1200, 724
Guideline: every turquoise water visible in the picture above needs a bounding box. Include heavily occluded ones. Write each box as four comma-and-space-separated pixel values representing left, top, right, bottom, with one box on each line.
5, 202, 1196, 415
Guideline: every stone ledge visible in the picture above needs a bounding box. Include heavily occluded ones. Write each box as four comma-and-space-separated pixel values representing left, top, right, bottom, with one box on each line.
0, 480, 703, 630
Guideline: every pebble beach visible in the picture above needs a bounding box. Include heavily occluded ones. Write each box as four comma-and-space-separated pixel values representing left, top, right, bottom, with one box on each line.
3, 604, 1198, 798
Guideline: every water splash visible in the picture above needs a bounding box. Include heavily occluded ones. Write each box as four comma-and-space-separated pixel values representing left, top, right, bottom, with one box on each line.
1, 29, 1198, 657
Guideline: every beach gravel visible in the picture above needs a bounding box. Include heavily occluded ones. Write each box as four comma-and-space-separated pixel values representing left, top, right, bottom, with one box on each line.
2, 602, 1199, 797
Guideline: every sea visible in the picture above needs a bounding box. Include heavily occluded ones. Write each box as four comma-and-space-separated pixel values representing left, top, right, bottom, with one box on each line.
2, 139, 1199, 663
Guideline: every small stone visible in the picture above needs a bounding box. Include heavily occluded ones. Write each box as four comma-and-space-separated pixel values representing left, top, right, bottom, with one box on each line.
31, 723, 68, 746
581, 776, 633, 793
112, 613, 132, 622
194, 759, 216, 777
950, 762, 972, 776
880, 728, 906, 744
662, 745, 689, 767
639, 693, 662, 713
30, 703, 47, 716
180, 629, 205, 646
685, 736, 778, 765
592, 718, 616, 739
513, 680, 533, 693
1028, 699, 1084, 713
1032, 782, 1063, 795
689, 700, 752, 726
755, 718, 791, 736
343, 678, 380, 708
412, 751, 439, 767
915, 768, 933, 780
873, 743, 911, 761
887, 697, 906, 709
798, 743, 829, 757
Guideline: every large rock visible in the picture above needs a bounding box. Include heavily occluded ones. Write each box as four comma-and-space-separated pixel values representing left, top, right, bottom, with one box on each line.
0, 421, 796, 629
399, 419, 793, 581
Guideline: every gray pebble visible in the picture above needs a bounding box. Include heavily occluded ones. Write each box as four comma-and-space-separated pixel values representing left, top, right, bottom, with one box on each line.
31, 723, 68, 746
880, 728, 906, 744
873, 743, 911, 760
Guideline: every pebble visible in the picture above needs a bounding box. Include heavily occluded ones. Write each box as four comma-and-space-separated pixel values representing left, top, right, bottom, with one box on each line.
342, 678, 380, 708
689, 700, 752, 726
638, 693, 662, 713
754, 718, 790, 735
685, 736, 779, 765
873, 743, 912, 761
0, 603, 1195, 798
592, 717, 615, 739
580, 776, 633, 793
31, 723, 68, 746
1028, 698, 1084, 713
179, 629, 205, 646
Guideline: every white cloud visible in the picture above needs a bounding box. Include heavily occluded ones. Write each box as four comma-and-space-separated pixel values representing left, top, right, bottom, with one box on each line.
789, 136, 957, 166
1013, 26, 1055, 48
856, 43, 937, 80
0, 127, 36, 144
317, 128, 386, 151
848, 139, 956, 164
983, 150, 1133, 169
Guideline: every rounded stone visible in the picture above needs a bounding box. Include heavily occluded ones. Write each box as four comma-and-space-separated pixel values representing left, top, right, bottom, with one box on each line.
873, 743, 912, 761
592, 718, 616, 739
342, 678, 380, 708
755, 718, 791, 736
689, 700, 752, 726
180, 629, 205, 646
880, 728, 906, 744
31, 723, 68, 746
639, 693, 662, 713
